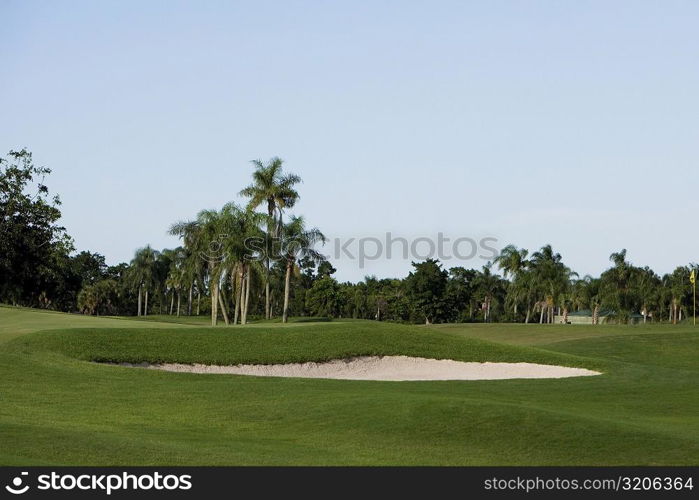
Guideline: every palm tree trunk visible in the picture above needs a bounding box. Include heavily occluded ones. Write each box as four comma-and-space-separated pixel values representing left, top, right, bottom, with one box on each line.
266, 206, 275, 320
524, 305, 531, 324
177, 292, 181, 317
673, 301, 677, 325
144, 290, 149, 316
218, 287, 229, 325
211, 270, 218, 326
196, 288, 200, 316
239, 267, 246, 325
282, 259, 292, 323
187, 283, 193, 316
169, 292, 175, 315
539, 304, 545, 324
233, 266, 242, 325
137, 286, 142, 316
213, 286, 218, 326
243, 268, 251, 325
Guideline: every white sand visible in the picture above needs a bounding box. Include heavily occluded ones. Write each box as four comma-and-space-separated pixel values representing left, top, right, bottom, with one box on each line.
112, 356, 600, 381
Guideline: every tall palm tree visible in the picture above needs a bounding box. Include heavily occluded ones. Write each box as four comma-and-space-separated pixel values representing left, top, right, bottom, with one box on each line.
239, 157, 301, 319
279, 216, 326, 323
472, 263, 501, 322
170, 209, 222, 325
165, 247, 187, 317
530, 245, 575, 323
494, 244, 529, 319
168, 220, 205, 316
155, 249, 175, 315
637, 266, 660, 323
127, 245, 159, 316
171, 204, 265, 326
494, 244, 529, 279
217, 203, 265, 325
664, 266, 691, 324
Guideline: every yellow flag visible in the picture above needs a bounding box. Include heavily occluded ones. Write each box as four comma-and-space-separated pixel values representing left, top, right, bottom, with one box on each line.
691, 270, 696, 285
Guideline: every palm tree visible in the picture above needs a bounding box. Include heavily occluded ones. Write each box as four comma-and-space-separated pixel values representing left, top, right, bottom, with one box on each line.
155, 249, 175, 314
127, 245, 159, 316
168, 220, 205, 316
217, 203, 265, 325
472, 263, 501, 322
165, 247, 187, 316
170, 209, 222, 325
637, 266, 660, 323
279, 216, 326, 323
494, 245, 529, 278
494, 244, 529, 319
171, 204, 265, 326
239, 157, 301, 320
599, 249, 656, 323
664, 266, 691, 324
530, 245, 575, 323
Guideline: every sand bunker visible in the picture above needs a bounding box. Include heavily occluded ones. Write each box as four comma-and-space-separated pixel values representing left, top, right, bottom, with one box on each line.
112, 356, 600, 381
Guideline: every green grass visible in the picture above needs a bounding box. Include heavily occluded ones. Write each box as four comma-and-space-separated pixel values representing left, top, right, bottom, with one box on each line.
115, 313, 338, 327
1, 306, 698, 465
0, 305, 191, 344
16, 323, 594, 368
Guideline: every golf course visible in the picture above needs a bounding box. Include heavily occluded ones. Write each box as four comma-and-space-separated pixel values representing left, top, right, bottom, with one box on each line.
1, 305, 697, 466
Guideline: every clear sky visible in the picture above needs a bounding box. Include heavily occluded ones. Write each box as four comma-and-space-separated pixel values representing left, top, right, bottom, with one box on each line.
2, 1, 697, 282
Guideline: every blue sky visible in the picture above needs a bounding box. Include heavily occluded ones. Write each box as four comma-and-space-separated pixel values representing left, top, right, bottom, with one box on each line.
2, 1, 697, 281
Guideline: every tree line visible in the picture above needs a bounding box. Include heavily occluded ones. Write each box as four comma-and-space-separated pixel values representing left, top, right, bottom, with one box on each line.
1, 149, 696, 324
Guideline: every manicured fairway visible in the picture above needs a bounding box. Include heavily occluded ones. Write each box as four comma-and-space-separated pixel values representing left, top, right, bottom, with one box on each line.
1, 306, 698, 465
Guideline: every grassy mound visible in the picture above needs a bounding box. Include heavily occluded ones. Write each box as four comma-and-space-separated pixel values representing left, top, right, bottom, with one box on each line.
10, 322, 598, 369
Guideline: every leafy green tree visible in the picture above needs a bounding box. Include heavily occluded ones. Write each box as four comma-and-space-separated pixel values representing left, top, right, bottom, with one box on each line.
637, 266, 661, 323
446, 267, 477, 322
306, 276, 342, 317
599, 249, 635, 322
77, 279, 119, 315
405, 259, 449, 325
317, 260, 336, 278
0, 149, 73, 307
70, 251, 108, 287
